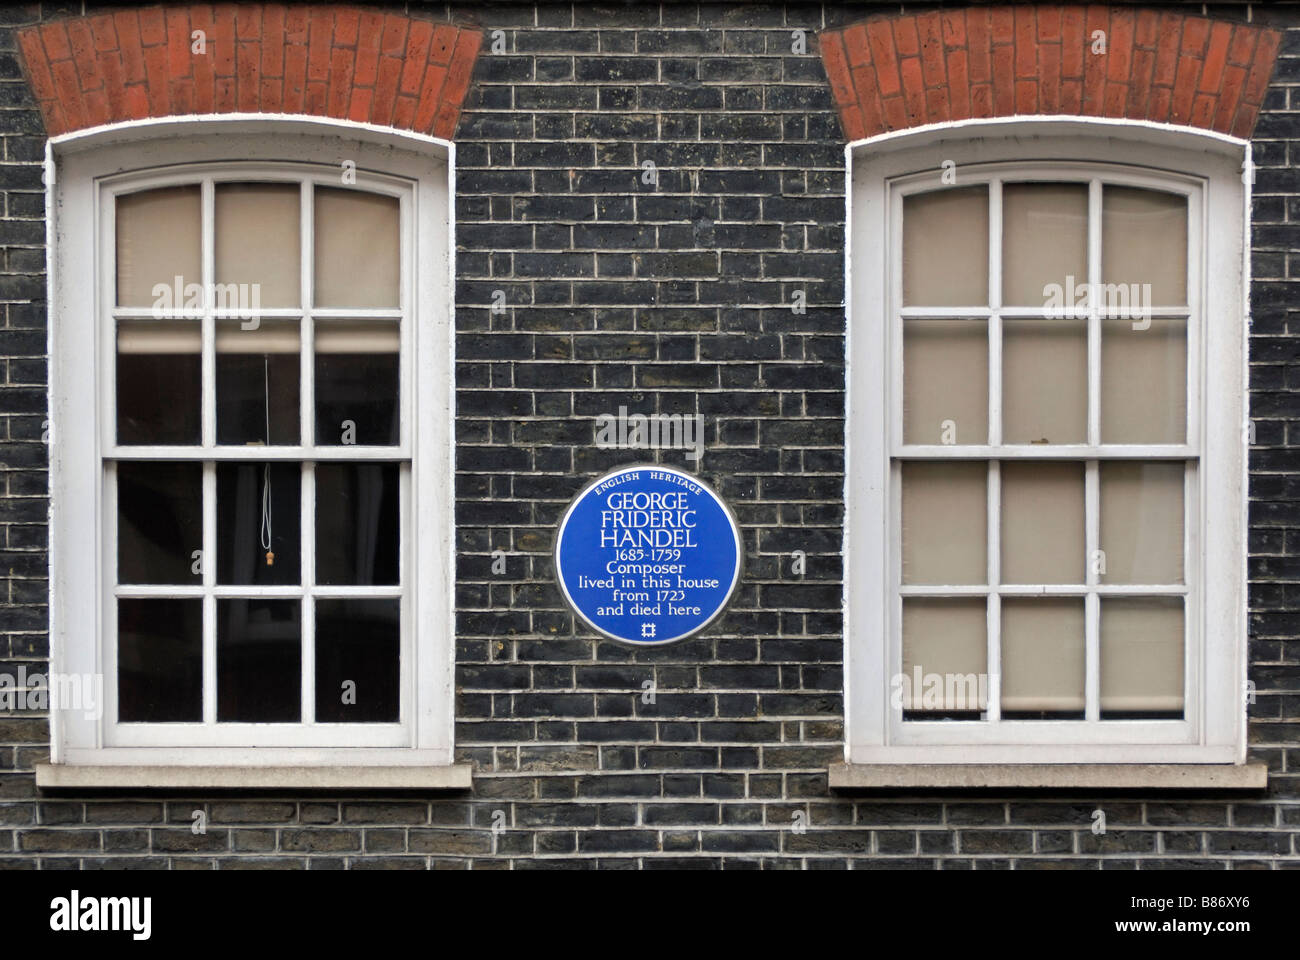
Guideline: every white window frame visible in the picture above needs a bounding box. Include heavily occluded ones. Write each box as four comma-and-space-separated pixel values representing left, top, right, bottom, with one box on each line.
46, 117, 457, 771
844, 119, 1249, 766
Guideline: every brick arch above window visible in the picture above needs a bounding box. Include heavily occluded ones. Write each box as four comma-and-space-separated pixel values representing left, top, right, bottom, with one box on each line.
16, 4, 483, 140
819, 5, 1281, 142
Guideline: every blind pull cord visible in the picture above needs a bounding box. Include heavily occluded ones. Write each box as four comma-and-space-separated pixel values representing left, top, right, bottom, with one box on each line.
261, 354, 274, 566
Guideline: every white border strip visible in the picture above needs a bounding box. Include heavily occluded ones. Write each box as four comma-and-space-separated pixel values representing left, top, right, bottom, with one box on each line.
49, 112, 453, 155
847, 114, 1249, 154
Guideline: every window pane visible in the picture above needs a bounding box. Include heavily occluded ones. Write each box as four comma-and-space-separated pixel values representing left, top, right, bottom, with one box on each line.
1101, 318, 1186, 444
1001, 461, 1085, 584
116, 186, 201, 308
117, 462, 203, 585
903, 319, 988, 444
901, 598, 987, 713
902, 187, 988, 306
1002, 317, 1087, 444
1001, 598, 1085, 716
1099, 462, 1184, 584
116, 321, 201, 445
1001, 183, 1088, 307
216, 319, 300, 446
316, 464, 400, 586
315, 320, 400, 446
217, 599, 301, 722
216, 462, 301, 585
315, 598, 399, 722
314, 187, 400, 309
901, 462, 986, 584
118, 598, 203, 722
215, 183, 301, 308
1102, 186, 1187, 306
1101, 597, 1184, 717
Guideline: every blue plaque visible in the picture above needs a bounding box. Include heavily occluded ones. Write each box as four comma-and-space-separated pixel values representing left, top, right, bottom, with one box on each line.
554, 465, 742, 645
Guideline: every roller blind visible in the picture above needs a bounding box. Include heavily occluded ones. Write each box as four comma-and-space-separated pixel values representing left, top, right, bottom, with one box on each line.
901, 461, 986, 584
1102, 186, 1187, 306
214, 183, 301, 308
1001, 183, 1088, 306
314, 188, 400, 309
902, 319, 988, 444
1001, 599, 1085, 713
116, 186, 202, 308
1100, 598, 1184, 713
902, 187, 988, 306
901, 598, 987, 711
118, 320, 398, 353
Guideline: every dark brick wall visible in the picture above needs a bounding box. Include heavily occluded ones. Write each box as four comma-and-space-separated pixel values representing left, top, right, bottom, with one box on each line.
0, 1, 1296, 868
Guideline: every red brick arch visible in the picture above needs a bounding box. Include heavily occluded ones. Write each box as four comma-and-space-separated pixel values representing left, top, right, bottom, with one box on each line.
16, 4, 483, 139
819, 4, 1281, 142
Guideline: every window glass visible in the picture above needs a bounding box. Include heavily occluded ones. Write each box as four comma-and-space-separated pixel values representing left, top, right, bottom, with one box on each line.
895, 175, 1191, 725
109, 175, 408, 732
902, 187, 988, 306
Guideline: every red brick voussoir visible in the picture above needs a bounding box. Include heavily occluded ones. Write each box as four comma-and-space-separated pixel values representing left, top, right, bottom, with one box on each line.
819, 4, 1281, 142
15, 3, 483, 140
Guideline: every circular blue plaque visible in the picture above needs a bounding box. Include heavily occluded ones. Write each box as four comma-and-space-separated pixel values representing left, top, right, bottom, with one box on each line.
554, 465, 742, 646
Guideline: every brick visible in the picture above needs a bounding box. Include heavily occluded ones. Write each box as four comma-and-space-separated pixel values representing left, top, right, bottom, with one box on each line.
1038, 37, 1060, 114
820, 31, 854, 108
16, 30, 54, 103
1244, 30, 1283, 106
1151, 11, 1182, 87
1200, 21, 1232, 94
946, 46, 971, 120
399, 20, 433, 97
282, 34, 307, 113
66, 20, 102, 91
866, 20, 900, 98
898, 55, 925, 125
164, 8, 190, 81
306, 7, 333, 84
211, 4, 235, 77
354, 11, 383, 86
967, 7, 992, 84
1014, 5, 1036, 79
381, 13, 408, 59
850, 62, 884, 134
1214, 63, 1247, 133
916, 11, 945, 89
992, 41, 1014, 116
40, 21, 72, 63
237, 39, 261, 112
414, 62, 447, 132
326, 44, 353, 117
333, 7, 359, 47
1125, 45, 1155, 120
261, 4, 285, 77
369, 55, 401, 126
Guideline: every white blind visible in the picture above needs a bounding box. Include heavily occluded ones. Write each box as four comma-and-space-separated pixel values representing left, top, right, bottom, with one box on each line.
116, 186, 201, 308
902, 187, 988, 306
117, 321, 398, 354
314, 188, 400, 309
215, 183, 301, 308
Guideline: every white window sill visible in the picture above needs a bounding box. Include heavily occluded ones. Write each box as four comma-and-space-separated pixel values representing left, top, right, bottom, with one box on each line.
828, 762, 1268, 791
35, 763, 473, 791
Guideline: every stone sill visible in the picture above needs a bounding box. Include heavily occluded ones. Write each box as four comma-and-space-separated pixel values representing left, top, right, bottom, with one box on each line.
828, 762, 1269, 791
35, 763, 473, 791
